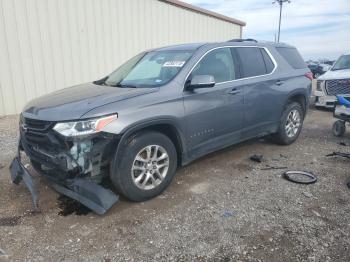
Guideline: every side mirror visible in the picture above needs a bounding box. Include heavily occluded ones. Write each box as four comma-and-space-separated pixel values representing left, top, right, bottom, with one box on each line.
188, 75, 215, 89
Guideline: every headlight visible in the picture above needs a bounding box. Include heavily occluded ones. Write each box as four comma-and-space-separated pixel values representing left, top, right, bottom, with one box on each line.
316, 80, 323, 91
53, 114, 117, 137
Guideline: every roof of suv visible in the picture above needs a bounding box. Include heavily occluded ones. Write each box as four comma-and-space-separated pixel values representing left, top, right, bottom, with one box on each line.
155, 40, 294, 52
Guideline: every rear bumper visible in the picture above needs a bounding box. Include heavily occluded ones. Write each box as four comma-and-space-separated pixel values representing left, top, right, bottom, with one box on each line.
9, 147, 119, 215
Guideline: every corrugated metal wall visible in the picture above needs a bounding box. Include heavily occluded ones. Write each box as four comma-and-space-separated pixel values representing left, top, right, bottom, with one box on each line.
0, 0, 241, 115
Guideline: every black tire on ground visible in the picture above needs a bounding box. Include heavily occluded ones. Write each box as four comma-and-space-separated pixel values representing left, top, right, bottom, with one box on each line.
271, 102, 304, 145
110, 131, 178, 202
332, 120, 346, 137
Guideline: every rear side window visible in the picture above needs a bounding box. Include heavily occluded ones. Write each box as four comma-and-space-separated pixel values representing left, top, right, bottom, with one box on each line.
235, 47, 267, 78
276, 47, 306, 69
261, 49, 275, 73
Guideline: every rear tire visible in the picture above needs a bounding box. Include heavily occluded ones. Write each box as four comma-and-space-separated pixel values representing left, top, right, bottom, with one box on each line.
110, 131, 177, 202
332, 120, 346, 137
271, 102, 304, 145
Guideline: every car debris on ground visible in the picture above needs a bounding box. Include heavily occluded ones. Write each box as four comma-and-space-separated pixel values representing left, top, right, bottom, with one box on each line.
0, 248, 8, 259
249, 154, 264, 163
283, 171, 317, 184
302, 191, 314, 198
327, 151, 350, 159
223, 211, 235, 218
260, 165, 288, 170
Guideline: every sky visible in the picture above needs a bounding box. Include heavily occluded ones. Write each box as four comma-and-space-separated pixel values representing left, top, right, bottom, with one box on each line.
182, 0, 350, 60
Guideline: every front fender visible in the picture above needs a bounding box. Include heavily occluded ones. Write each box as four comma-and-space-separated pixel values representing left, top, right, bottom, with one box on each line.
108, 117, 187, 169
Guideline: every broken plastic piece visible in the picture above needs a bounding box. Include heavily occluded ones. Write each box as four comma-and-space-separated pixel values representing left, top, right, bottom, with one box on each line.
223, 211, 235, 217
260, 166, 287, 170
250, 154, 263, 163
0, 248, 8, 258
9, 157, 39, 212
48, 178, 119, 215
326, 152, 350, 159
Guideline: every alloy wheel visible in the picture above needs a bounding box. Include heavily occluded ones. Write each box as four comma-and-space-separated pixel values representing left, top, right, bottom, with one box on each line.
131, 145, 170, 190
285, 109, 301, 138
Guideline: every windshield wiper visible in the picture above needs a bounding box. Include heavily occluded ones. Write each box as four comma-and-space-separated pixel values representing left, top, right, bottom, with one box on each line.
115, 83, 138, 88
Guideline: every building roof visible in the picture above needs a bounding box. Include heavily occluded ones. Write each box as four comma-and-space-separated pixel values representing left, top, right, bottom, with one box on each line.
160, 0, 246, 26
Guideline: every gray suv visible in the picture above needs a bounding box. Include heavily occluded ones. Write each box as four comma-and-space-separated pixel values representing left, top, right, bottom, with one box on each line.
10, 39, 312, 214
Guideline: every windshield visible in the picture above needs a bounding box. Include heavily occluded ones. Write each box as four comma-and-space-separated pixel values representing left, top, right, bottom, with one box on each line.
332, 55, 350, 71
104, 50, 193, 87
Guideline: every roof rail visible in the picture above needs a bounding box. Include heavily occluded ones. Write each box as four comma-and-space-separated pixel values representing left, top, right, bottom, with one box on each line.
227, 38, 258, 43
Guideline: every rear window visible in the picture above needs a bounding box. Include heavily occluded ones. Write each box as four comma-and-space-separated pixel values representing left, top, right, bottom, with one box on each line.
235, 47, 267, 78
276, 47, 306, 69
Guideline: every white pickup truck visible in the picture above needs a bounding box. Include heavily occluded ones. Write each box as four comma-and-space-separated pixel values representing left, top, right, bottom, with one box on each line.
315, 53, 350, 109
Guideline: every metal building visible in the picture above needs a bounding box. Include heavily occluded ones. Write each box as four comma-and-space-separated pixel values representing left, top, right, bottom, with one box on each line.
0, 0, 245, 116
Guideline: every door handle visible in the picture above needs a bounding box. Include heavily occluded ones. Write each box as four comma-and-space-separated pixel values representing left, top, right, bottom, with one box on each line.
228, 88, 240, 95
276, 80, 285, 86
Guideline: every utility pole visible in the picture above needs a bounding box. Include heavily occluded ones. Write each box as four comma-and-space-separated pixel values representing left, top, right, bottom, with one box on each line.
273, 0, 290, 42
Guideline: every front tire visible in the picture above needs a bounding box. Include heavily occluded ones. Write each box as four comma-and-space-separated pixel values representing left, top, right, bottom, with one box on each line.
271, 102, 304, 145
110, 131, 177, 202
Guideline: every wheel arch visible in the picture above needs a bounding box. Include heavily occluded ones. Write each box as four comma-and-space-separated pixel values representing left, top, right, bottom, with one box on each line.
286, 91, 308, 116
114, 119, 186, 168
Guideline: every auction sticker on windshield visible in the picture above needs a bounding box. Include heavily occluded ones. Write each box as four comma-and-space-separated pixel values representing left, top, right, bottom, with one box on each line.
163, 61, 186, 67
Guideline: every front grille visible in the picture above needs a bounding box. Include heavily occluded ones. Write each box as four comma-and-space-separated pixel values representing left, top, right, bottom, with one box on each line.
20, 117, 56, 150
22, 117, 53, 132
325, 79, 350, 95
25, 131, 50, 144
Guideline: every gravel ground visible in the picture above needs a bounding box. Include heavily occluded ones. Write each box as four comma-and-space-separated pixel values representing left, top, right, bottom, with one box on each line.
0, 108, 349, 262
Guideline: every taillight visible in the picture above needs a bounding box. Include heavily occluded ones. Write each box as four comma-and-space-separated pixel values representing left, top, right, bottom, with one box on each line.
304, 72, 313, 81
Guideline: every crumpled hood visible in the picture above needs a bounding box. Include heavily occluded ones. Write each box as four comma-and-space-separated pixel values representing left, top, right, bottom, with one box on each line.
22, 83, 157, 121
318, 68, 350, 80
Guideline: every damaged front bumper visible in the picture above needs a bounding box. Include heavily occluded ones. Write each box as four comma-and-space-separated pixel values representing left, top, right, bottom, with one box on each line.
9, 117, 120, 215
10, 155, 39, 211
10, 154, 118, 215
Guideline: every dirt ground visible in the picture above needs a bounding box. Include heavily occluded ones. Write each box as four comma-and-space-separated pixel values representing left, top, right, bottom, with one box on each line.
0, 107, 349, 262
